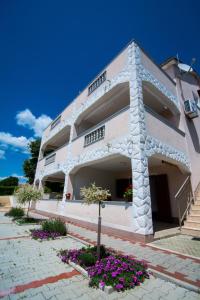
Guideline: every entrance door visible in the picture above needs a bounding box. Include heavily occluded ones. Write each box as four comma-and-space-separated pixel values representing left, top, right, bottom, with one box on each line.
149, 174, 172, 222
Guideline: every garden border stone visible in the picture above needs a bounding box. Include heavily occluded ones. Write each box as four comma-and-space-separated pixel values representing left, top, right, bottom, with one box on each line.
68, 260, 114, 294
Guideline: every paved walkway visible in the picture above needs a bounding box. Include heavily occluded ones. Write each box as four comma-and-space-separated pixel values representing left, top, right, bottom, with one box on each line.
150, 235, 200, 258
0, 212, 199, 299
30, 211, 200, 289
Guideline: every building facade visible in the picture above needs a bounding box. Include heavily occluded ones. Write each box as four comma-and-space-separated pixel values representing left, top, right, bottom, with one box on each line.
34, 41, 200, 241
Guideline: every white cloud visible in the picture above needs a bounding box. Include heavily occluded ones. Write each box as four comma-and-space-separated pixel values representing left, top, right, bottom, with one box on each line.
16, 109, 52, 137
0, 132, 32, 152
0, 174, 27, 183
11, 173, 27, 181
0, 150, 5, 159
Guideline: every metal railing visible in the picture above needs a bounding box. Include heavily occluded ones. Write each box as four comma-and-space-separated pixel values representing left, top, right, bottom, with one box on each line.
175, 175, 194, 230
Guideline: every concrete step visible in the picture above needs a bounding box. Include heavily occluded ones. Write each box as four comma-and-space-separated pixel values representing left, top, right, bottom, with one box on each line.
194, 200, 200, 205
191, 205, 200, 210
190, 209, 200, 215
188, 215, 200, 222
181, 227, 200, 237
184, 220, 200, 229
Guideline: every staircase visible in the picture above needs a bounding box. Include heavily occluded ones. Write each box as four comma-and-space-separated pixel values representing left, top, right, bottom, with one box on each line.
182, 193, 200, 237
0, 196, 11, 212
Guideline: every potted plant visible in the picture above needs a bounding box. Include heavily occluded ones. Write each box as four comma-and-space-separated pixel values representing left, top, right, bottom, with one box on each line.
65, 192, 71, 200
123, 184, 133, 202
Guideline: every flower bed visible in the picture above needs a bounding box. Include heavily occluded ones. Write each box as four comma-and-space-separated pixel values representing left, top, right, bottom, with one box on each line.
58, 246, 149, 292
30, 218, 67, 240
31, 229, 62, 240
15, 217, 42, 225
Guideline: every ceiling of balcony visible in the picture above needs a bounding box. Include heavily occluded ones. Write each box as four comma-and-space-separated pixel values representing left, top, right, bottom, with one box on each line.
75, 82, 130, 127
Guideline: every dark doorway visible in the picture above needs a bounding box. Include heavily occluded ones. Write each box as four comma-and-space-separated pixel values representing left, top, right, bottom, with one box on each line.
149, 174, 172, 222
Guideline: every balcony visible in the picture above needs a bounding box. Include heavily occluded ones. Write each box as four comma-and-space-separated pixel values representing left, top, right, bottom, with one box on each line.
50, 115, 61, 130
145, 106, 187, 153
140, 49, 178, 110
71, 106, 130, 157
45, 153, 56, 165
37, 144, 68, 175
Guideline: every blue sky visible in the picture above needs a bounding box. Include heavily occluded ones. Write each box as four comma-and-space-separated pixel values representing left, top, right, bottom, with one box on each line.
0, 0, 199, 182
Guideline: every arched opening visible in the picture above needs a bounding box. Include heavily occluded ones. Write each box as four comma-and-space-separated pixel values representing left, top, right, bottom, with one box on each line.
69, 154, 132, 201
73, 82, 130, 138
42, 171, 65, 200
148, 154, 189, 238
143, 81, 180, 129
40, 125, 71, 159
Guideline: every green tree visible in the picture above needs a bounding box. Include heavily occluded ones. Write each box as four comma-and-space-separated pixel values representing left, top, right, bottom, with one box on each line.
14, 184, 43, 217
0, 176, 19, 186
23, 139, 41, 184
80, 183, 110, 259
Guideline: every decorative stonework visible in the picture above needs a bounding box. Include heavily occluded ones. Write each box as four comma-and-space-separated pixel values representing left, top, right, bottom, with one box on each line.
128, 42, 153, 235
140, 66, 180, 112
145, 135, 190, 171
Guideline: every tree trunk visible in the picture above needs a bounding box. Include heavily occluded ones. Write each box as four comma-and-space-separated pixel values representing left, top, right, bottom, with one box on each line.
27, 201, 31, 217
97, 202, 101, 260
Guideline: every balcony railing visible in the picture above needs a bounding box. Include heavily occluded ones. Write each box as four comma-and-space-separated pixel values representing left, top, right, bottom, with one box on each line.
84, 125, 105, 147
50, 115, 61, 130
45, 153, 56, 165
88, 71, 106, 95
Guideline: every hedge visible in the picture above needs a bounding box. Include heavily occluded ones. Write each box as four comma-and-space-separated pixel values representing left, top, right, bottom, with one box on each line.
0, 186, 16, 196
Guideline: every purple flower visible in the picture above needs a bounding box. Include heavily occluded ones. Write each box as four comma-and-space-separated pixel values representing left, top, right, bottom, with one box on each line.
111, 271, 118, 278
99, 281, 105, 289
115, 283, 124, 290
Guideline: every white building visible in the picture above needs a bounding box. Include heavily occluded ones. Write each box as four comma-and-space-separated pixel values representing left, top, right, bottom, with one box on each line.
34, 41, 200, 242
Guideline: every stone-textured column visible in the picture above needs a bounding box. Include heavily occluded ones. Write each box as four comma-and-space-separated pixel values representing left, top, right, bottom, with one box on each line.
62, 173, 74, 202
129, 42, 153, 235
38, 180, 43, 189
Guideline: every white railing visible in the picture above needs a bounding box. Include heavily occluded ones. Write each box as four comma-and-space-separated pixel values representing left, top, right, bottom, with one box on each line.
45, 153, 56, 165
50, 115, 61, 130
84, 125, 105, 147
175, 176, 194, 230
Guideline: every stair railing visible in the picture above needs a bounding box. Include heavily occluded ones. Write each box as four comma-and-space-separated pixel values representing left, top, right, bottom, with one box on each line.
175, 175, 194, 230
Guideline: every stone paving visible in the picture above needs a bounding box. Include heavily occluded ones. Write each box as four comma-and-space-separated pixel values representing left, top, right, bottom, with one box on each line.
65, 223, 200, 284
150, 235, 200, 258
0, 212, 200, 299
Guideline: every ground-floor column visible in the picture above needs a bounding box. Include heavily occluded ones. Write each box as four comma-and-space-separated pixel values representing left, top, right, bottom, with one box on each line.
62, 173, 73, 202
128, 42, 153, 237
131, 157, 153, 236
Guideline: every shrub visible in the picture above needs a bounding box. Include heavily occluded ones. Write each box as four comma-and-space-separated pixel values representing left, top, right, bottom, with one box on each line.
0, 186, 16, 195
16, 217, 41, 224
58, 245, 110, 266
41, 219, 67, 236
78, 252, 97, 267
5, 207, 24, 218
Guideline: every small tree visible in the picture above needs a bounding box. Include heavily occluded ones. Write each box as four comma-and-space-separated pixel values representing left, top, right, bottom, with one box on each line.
80, 183, 111, 259
14, 184, 43, 217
